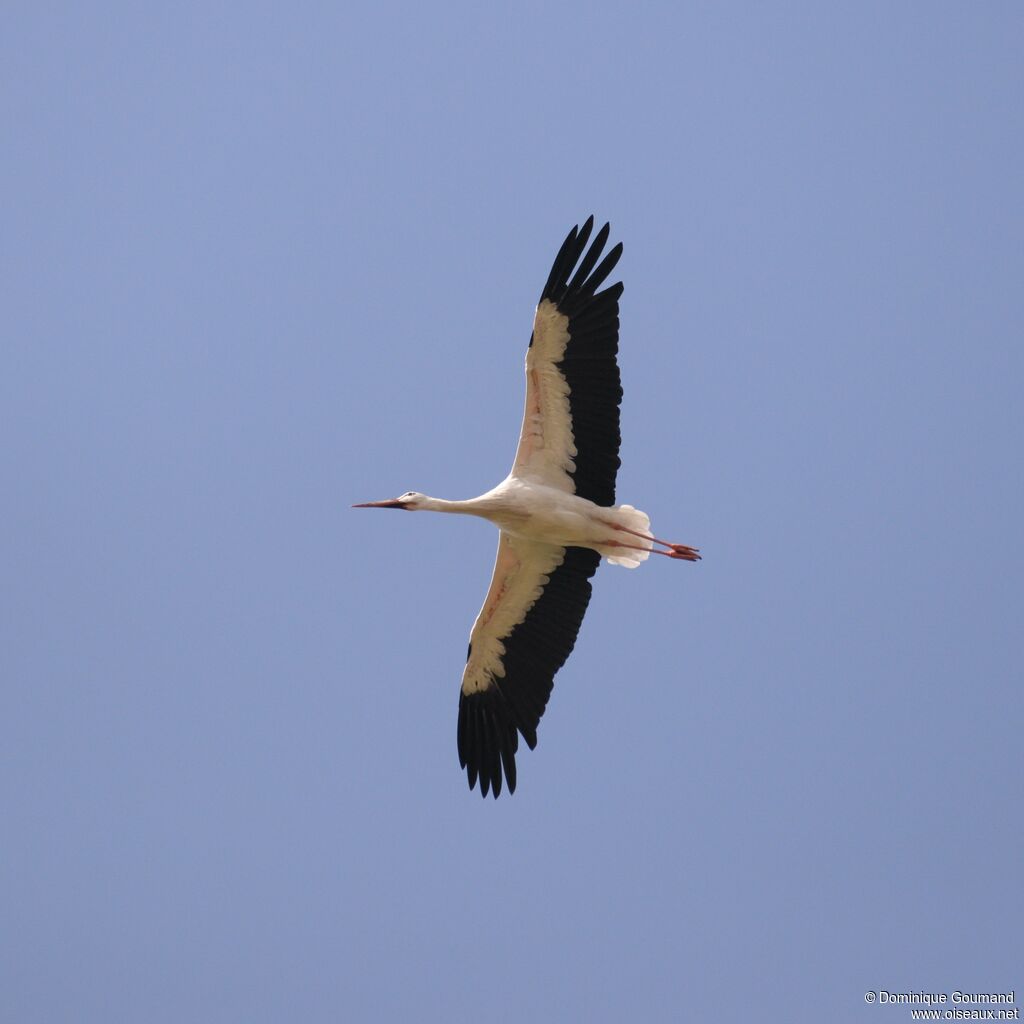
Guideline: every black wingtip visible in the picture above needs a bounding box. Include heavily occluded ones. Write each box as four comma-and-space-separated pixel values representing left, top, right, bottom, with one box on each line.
577, 214, 595, 247
540, 217, 623, 312
565, 221, 610, 295
458, 689, 519, 800
540, 223, 580, 302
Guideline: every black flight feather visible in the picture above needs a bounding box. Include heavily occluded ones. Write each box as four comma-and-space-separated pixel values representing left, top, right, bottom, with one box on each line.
457, 546, 600, 798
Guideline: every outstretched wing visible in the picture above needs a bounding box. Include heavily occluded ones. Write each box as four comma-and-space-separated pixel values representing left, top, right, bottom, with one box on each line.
512, 216, 624, 508
458, 533, 601, 798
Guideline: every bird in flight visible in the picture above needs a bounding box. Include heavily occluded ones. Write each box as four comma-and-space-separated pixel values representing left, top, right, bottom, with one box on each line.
355, 217, 700, 798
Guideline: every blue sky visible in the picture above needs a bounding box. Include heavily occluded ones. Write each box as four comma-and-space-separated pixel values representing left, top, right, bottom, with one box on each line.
3, 3, 1021, 1021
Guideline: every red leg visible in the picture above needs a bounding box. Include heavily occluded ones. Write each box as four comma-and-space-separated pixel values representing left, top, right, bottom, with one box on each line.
610, 524, 701, 560
605, 540, 699, 561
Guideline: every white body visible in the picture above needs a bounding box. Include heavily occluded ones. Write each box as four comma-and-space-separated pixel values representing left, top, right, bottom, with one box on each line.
421, 477, 652, 568
404, 288, 653, 569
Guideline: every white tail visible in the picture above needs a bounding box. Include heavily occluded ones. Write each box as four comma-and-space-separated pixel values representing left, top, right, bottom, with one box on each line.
601, 504, 653, 568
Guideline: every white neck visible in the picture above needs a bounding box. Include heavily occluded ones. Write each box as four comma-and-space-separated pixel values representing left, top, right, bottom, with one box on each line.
418, 495, 489, 517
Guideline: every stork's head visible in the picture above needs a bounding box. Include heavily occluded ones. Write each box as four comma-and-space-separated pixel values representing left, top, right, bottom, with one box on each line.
352, 491, 425, 511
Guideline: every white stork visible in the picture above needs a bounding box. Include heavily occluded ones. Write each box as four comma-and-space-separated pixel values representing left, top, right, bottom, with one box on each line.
355, 217, 700, 798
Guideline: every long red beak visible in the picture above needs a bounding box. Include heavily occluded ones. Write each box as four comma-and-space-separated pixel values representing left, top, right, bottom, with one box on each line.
352, 499, 406, 509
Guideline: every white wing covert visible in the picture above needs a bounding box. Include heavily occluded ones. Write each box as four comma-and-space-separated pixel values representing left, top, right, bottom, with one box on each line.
512, 217, 624, 507
458, 534, 600, 798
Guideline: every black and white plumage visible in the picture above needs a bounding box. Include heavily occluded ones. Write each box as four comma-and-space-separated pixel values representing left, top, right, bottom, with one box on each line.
354, 217, 700, 798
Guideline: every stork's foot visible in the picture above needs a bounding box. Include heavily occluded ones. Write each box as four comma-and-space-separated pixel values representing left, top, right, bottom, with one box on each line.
610, 523, 701, 561
604, 539, 701, 561
667, 544, 701, 561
